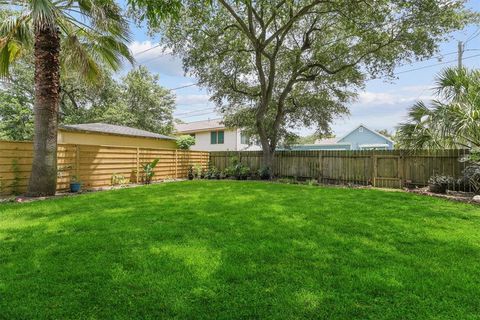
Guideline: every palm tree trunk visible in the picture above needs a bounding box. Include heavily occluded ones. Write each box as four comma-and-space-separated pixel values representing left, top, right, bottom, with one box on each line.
27, 25, 60, 197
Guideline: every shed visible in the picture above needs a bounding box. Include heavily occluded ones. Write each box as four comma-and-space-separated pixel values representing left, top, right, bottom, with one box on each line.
58, 123, 177, 149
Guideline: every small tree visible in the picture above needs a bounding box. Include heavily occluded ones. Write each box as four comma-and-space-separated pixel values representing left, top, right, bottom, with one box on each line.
176, 135, 196, 150
142, 159, 160, 184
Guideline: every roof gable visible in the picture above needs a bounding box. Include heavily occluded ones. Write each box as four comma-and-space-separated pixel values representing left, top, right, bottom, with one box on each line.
175, 118, 225, 133
337, 124, 394, 144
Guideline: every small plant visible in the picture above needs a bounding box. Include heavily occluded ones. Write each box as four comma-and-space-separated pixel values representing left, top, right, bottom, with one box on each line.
176, 135, 196, 150
428, 174, 455, 194
306, 179, 318, 186
258, 166, 272, 180
10, 160, 21, 196
205, 166, 220, 179
70, 175, 82, 193
111, 173, 128, 187
277, 178, 295, 184
142, 159, 160, 184
187, 166, 194, 180
193, 164, 203, 179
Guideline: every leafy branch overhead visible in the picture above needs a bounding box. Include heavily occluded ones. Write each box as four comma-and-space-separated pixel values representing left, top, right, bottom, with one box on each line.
131, 0, 474, 167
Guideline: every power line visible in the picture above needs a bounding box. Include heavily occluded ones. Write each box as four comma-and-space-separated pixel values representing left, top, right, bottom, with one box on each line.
133, 43, 162, 56
174, 106, 214, 116
465, 27, 480, 44
393, 53, 480, 75
170, 83, 200, 90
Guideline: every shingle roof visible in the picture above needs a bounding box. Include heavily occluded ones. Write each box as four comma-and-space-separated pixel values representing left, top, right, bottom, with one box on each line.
314, 137, 339, 145
175, 118, 224, 133
60, 123, 176, 140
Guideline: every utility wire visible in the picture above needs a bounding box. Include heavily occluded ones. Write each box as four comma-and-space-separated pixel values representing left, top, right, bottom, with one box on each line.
133, 43, 162, 56
393, 53, 480, 75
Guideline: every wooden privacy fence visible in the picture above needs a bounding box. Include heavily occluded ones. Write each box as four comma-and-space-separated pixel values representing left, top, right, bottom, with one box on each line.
210, 149, 470, 189
0, 140, 209, 195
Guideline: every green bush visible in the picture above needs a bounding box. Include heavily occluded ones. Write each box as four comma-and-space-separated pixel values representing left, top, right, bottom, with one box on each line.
176, 135, 196, 150
205, 166, 220, 179
258, 166, 272, 180
428, 174, 455, 194
225, 156, 250, 180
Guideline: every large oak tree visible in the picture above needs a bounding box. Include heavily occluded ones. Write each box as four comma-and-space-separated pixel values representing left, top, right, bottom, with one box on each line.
131, 0, 472, 171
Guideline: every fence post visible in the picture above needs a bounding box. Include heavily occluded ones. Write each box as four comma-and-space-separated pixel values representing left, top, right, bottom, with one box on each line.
175, 149, 178, 179
372, 154, 377, 187
75, 144, 80, 179
136, 147, 140, 184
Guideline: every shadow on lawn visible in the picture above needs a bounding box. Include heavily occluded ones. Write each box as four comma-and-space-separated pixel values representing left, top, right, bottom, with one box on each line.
1, 181, 480, 319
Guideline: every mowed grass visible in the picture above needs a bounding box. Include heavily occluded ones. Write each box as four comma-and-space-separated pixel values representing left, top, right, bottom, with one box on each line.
1, 181, 480, 319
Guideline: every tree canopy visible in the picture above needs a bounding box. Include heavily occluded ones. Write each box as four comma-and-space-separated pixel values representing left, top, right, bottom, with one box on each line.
131, 0, 473, 168
0, 63, 176, 139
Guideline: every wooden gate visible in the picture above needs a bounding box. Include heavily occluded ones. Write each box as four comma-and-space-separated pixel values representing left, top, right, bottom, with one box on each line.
373, 155, 402, 188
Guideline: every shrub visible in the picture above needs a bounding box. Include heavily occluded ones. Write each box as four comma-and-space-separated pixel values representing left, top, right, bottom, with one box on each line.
258, 166, 272, 180
225, 157, 250, 180
205, 166, 220, 179
457, 165, 480, 193
176, 135, 196, 150
428, 174, 455, 194
193, 164, 204, 179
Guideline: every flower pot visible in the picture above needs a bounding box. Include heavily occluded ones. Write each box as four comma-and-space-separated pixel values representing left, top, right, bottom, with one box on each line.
70, 182, 82, 193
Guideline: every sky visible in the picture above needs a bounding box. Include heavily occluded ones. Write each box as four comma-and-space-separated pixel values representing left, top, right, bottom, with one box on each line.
123, 1, 480, 137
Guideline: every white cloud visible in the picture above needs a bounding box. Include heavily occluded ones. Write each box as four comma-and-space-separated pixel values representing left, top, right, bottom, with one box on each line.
296, 85, 435, 137
356, 86, 434, 107
176, 94, 211, 105
129, 40, 184, 77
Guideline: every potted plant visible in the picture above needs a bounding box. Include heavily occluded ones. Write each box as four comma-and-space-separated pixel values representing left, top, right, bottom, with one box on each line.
428, 174, 455, 194
187, 166, 194, 180
70, 175, 82, 193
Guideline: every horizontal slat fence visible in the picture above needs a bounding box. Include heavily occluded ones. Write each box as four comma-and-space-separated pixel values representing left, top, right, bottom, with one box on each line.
210, 149, 470, 189
0, 141, 209, 195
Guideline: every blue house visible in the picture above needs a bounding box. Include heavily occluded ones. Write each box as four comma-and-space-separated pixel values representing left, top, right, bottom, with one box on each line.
290, 124, 394, 151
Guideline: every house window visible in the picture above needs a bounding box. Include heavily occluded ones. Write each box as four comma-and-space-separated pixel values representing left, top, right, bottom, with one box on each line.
210, 130, 224, 144
359, 127, 364, 133
241, 131, 250, 144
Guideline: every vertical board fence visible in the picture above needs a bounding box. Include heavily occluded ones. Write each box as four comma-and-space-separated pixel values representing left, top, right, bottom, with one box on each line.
0, 141, 209, 195
210, 150, 470, 189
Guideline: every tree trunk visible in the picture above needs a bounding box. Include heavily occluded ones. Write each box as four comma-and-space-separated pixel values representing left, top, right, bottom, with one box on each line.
262, 148, 274, 169
27, 25, 61, 197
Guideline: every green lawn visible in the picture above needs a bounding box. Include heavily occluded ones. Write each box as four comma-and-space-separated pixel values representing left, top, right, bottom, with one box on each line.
1, 181, 480, 319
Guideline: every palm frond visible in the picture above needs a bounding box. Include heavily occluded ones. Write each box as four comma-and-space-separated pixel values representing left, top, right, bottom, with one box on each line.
0, 15, 33, 76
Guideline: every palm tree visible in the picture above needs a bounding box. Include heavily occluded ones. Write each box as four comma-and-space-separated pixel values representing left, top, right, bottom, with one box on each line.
0, 1, 133, 196
397, 67, 480, 150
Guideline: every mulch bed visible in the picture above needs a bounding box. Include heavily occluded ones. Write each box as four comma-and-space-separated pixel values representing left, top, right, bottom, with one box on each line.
407, 187, 479, 205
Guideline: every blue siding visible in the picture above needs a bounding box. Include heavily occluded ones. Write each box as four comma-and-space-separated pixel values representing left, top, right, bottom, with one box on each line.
285, 144, 351, 151
338, 125, 393, 150
288, 125, 394, 151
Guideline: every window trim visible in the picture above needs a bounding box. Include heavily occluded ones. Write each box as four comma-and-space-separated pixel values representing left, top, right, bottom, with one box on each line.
210, 130, 224, 144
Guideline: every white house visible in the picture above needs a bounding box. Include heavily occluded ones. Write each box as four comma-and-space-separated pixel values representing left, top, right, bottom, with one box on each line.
175, 118, 261, 151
